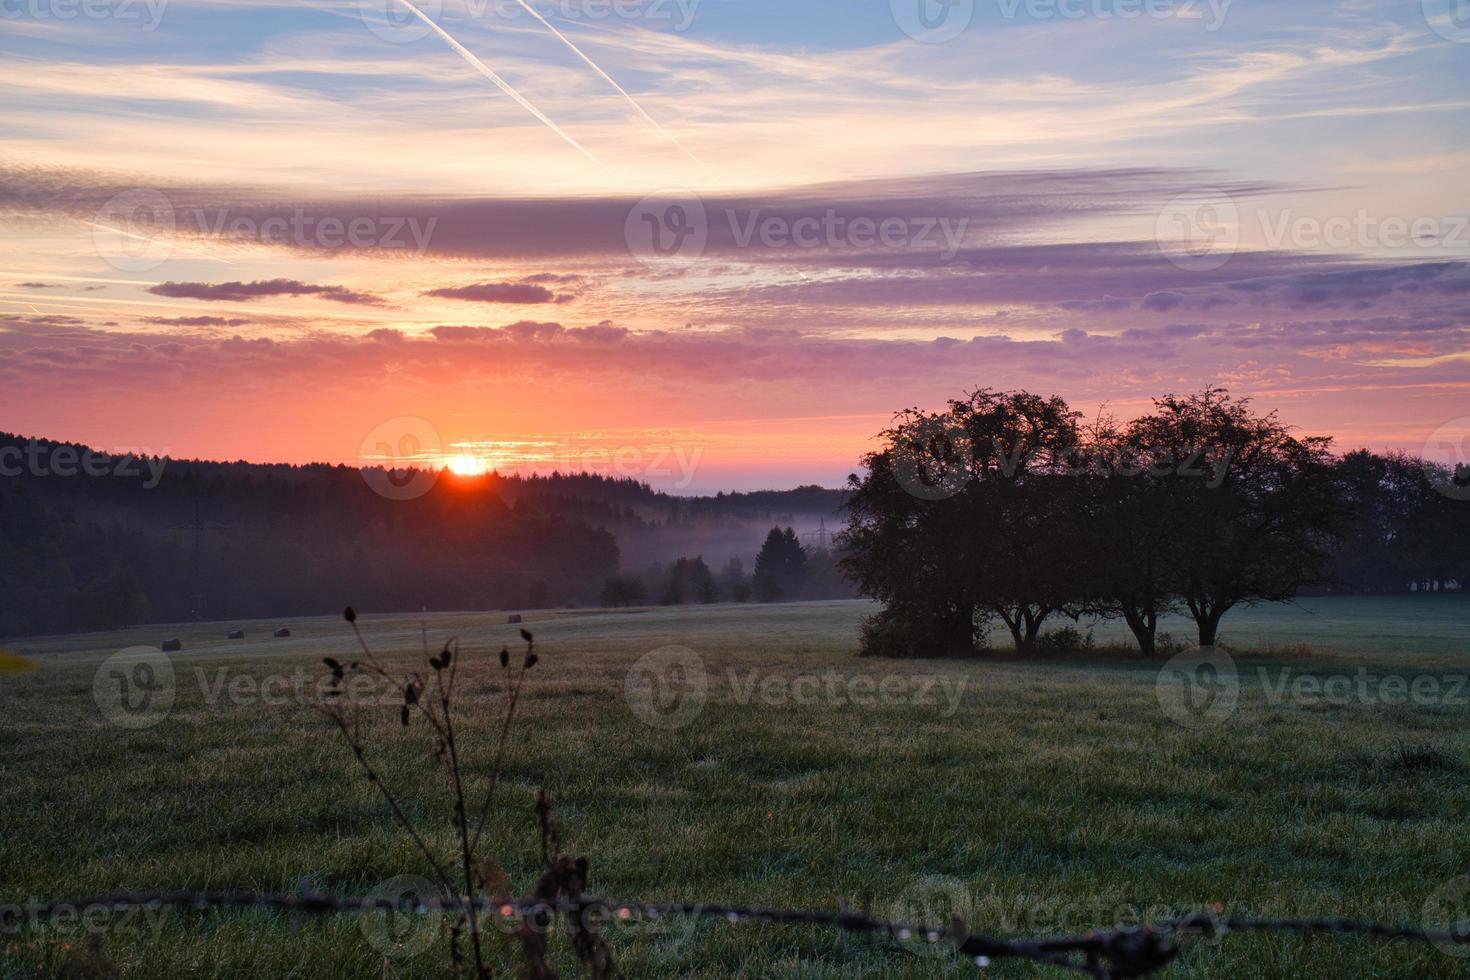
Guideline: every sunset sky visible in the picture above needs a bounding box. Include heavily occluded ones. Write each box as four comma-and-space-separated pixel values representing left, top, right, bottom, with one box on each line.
3, 0, 1468, 491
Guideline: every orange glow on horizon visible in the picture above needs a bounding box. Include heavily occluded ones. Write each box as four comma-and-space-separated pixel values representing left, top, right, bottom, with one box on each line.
444, 454, 490, 477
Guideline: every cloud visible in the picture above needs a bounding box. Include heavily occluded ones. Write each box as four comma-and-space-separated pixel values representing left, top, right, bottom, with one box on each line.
18, 282, 55, 289
0, 163, 1287, 265
1141, 291, 1186, 312
424, 282, 569, 304
142, 316, 253, 327
147, 279, 384, 306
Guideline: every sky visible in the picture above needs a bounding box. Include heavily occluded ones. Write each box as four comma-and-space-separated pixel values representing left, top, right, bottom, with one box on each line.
2, 0, 1468, 491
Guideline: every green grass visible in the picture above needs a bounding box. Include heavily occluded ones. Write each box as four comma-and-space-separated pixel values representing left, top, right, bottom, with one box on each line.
2, 597, 1469, 978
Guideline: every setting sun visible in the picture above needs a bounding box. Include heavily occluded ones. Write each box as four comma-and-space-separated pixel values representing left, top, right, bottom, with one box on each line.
444, 454, 488, 477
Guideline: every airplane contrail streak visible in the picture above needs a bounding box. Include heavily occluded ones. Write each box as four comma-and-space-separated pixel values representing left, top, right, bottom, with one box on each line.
83, 221, 236, 265
508, 0, 713, 180
390, 0, 619, 182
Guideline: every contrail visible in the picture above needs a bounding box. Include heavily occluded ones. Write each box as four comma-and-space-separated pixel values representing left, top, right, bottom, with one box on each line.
389, 0, 619, 181
83, 220, 236, 265
508, 0, 713, 180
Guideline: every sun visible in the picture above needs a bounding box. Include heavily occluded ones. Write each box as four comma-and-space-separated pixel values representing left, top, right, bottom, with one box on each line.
444, 454, 488, 477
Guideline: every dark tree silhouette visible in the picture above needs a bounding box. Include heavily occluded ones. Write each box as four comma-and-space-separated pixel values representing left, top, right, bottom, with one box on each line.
752, 527, 808, 602
1125, 389, 1340, 647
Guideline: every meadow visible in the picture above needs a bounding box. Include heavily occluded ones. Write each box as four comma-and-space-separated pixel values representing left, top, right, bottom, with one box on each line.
2, 596, 1468, 978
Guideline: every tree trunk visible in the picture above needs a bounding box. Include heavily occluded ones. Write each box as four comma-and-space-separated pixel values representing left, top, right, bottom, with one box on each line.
1195, 606, 1227, 647
1022, 610, 1045, 652
1122, 605, 1157, 657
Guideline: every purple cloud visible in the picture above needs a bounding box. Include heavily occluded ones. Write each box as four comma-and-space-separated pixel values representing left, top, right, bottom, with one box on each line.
148, 279, 384, 305
424, 282, 568, 304
142, 315, 253, 327
1142, 291, 1186, 312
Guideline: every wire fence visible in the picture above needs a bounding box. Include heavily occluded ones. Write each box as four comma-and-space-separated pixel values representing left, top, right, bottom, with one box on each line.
8, 889, 1467, 978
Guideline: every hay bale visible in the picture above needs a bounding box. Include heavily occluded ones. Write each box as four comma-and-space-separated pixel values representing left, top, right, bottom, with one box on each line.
161, 638, 182, 652
227, 629, 245, 640
273, 628, 291, 638
507, 614, 523, 624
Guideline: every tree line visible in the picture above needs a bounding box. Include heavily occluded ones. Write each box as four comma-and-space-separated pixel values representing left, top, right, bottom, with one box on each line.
0, 435, 850, 637
841, 388, 1469, 658
598, 527, 854, 607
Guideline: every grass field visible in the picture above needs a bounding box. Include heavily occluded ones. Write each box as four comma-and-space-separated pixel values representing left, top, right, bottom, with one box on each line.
2, 597, 1469, 978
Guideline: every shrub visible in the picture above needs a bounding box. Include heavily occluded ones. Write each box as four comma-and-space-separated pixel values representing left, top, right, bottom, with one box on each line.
858, 609, 984, 659
1155, 632, 1191, 656
1037, 626, 1094, 654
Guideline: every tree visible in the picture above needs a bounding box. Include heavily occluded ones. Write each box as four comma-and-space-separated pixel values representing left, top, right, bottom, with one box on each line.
1126, 389, 1340, 647
948, 390, 1086, 652
661, 556, 718, 605
752, 527, 807, 602
718, 557, 752, 602
1083, 430, 1181, 657
842, 389, 1085, 655
599, 575, 645, 607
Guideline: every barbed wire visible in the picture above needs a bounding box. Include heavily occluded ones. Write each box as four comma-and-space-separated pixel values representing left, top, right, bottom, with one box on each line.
5, 890, 1466, 978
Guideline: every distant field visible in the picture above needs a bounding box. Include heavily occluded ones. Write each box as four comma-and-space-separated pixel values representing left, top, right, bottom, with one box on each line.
2, 597, 1469, 978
